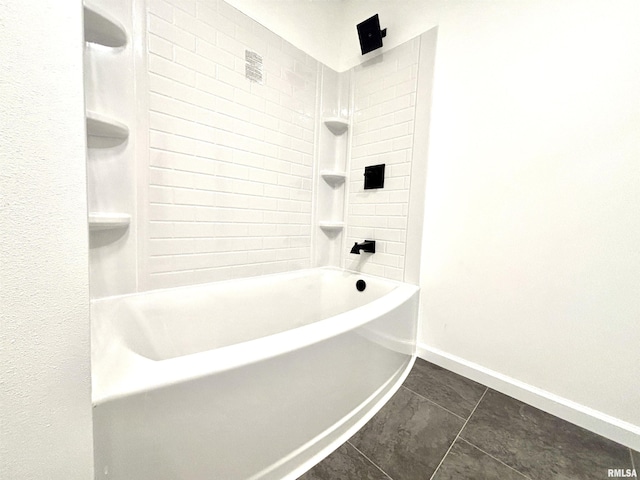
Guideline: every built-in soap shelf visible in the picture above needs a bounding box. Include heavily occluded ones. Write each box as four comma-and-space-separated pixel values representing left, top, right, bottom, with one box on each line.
319, 222, 345, 233
318, 117, 348, 238
86, 111, 129, 140
84, 3, 127, 48
323, 117, 349, 136
320, 170, 347, 186
89, 213, 131, 231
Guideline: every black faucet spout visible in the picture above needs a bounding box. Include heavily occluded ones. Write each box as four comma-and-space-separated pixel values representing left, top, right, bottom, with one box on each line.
350, 240, 376, 254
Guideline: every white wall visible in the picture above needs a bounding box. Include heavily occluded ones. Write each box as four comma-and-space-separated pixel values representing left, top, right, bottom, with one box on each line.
142, 0, 317, 289
0, 1, 94, 478
419, 0, 640, 446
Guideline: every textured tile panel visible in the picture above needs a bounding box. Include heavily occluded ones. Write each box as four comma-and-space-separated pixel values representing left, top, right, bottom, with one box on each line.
345, 38, 420, 281
433, 438, 528, 480
403, 358, 486, 419
146, 0, 317, 288
350, 387, 463, 480
461, 390, 633, 480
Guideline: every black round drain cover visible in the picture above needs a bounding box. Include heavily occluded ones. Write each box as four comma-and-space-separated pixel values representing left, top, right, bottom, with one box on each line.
356, 279, 366, 292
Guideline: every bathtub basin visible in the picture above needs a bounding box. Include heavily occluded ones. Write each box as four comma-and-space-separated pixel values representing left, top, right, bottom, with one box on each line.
92, 267, 418, 479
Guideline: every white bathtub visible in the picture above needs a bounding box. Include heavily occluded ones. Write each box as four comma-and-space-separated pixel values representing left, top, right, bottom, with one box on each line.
92, 267, 419, 480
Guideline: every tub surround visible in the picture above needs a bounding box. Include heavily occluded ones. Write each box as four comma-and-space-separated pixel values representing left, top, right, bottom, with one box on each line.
84, 0, 138, 299
86, 0, 433, 297
313, 65, 351, 268
143, 0, 318, 290
344, 37, 420, 282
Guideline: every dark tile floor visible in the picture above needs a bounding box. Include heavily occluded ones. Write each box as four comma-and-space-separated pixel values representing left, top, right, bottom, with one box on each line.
299, 358, 639, 480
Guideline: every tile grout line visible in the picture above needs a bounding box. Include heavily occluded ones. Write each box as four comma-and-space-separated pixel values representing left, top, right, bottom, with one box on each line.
346, 441, 394, 480
451, 387, 530, 480
456, 437, 533, 480
428, 387, 488, 480
400, 385, 467, 422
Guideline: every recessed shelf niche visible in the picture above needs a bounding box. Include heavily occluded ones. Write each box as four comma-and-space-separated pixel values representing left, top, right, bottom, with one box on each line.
84, 4, 127, 48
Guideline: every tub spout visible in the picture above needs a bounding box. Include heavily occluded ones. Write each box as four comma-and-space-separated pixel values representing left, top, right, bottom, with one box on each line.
350, 240, 376, 254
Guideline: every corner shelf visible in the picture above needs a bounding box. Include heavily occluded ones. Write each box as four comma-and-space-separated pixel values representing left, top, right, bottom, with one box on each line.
323, 117, 349, 136
84, 3, 127, 48
89, 213, 131, 231
319, 222, 345, 233
86, 111, 129, 140
320, 170, 347, 186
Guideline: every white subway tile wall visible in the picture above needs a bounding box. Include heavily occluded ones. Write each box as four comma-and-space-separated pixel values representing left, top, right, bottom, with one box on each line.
146, 0, 318, 289
345, 39, 420, 281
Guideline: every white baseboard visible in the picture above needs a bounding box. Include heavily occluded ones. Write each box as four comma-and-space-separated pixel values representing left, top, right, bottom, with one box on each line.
417, 343, 640, 452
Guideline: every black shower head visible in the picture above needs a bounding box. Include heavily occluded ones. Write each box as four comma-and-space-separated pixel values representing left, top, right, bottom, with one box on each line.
356, 14, 387, 55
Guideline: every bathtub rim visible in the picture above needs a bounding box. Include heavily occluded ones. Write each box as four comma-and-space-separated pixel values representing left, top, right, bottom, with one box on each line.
91, 268, 419, 405
90, 266, 414, 306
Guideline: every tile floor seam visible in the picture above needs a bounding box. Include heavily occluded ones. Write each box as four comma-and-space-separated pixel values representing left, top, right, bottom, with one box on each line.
400, 385, 468, 422
456, 437, 533, 480
428, 387, 489, 480
346, 440, 395, 480
472, 385, 488, 411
